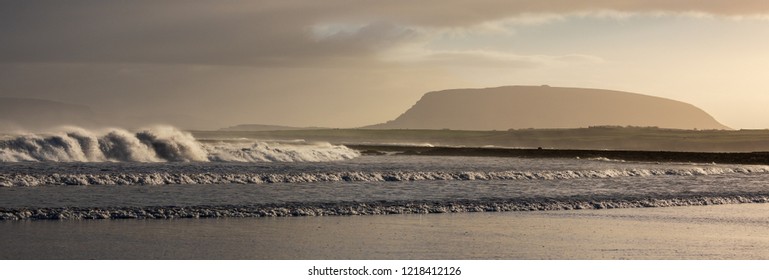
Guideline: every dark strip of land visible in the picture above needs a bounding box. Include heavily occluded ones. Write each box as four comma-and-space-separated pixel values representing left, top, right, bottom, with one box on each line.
346, 144, 769, 165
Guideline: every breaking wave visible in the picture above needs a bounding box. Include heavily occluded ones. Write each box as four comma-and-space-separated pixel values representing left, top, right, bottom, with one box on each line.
0, 126, 359, 163
3, 166, 768, 187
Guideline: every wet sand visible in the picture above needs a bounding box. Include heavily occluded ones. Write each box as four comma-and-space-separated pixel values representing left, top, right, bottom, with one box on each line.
2, 203, 769, 259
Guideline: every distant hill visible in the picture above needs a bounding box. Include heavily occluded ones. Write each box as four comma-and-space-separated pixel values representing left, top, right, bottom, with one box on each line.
0, 97, 99, 130
219, 124, 329, 131
365, 86, 730, 130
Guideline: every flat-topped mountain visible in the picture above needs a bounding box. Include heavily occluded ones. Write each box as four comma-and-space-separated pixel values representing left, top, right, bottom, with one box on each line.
366, 86, 729, 130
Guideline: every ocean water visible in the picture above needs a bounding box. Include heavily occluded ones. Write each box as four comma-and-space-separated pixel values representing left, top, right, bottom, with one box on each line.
2, 127, 769, 220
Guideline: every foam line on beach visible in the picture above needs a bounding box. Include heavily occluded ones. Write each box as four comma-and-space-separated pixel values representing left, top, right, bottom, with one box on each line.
2, 165, 768, 187
3, 193, 769, 220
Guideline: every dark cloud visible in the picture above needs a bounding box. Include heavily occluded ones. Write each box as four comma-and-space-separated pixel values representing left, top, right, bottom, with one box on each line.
0, 1, 424, 66
2, 0, 768, 66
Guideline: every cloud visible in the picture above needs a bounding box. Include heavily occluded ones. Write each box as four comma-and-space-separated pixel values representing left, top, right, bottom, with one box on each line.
408, 51, 543, 68
2, 0, 769, 67
383, 49, 605, 69
310, 22, 422, 56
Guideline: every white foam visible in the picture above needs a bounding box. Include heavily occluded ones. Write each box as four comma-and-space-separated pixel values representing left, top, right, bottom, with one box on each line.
2, 166, 767, 187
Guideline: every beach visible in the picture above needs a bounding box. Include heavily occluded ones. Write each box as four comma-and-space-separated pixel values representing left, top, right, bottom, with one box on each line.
3, 203, 769, 259
3, 129, 769, 260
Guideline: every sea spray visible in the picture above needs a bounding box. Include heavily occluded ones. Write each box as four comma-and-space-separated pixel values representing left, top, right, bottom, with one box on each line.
0, 126, 359, 163
99, 129, 162, 162
64, 127, 107, 161
135, 126, 208, 162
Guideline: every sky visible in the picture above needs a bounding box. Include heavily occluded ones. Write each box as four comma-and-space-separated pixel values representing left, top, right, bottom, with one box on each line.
2, 0, 769, 129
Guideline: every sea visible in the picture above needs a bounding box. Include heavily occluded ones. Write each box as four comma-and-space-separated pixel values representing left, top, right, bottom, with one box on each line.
2, 126, 769, 220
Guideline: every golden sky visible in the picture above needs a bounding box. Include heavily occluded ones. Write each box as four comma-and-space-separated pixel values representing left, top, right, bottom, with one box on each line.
2, 1, 769, 129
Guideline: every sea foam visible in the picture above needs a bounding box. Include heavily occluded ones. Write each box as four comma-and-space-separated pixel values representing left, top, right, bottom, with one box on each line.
2, 166, 767, 187
3, 194, 769, 220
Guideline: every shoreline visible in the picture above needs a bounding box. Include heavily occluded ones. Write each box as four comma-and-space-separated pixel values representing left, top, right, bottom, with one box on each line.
4, 193, 769, 221
346, 144, 769, 165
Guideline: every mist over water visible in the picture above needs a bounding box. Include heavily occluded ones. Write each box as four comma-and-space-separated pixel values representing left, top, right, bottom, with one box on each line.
0, 126, 359, 163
